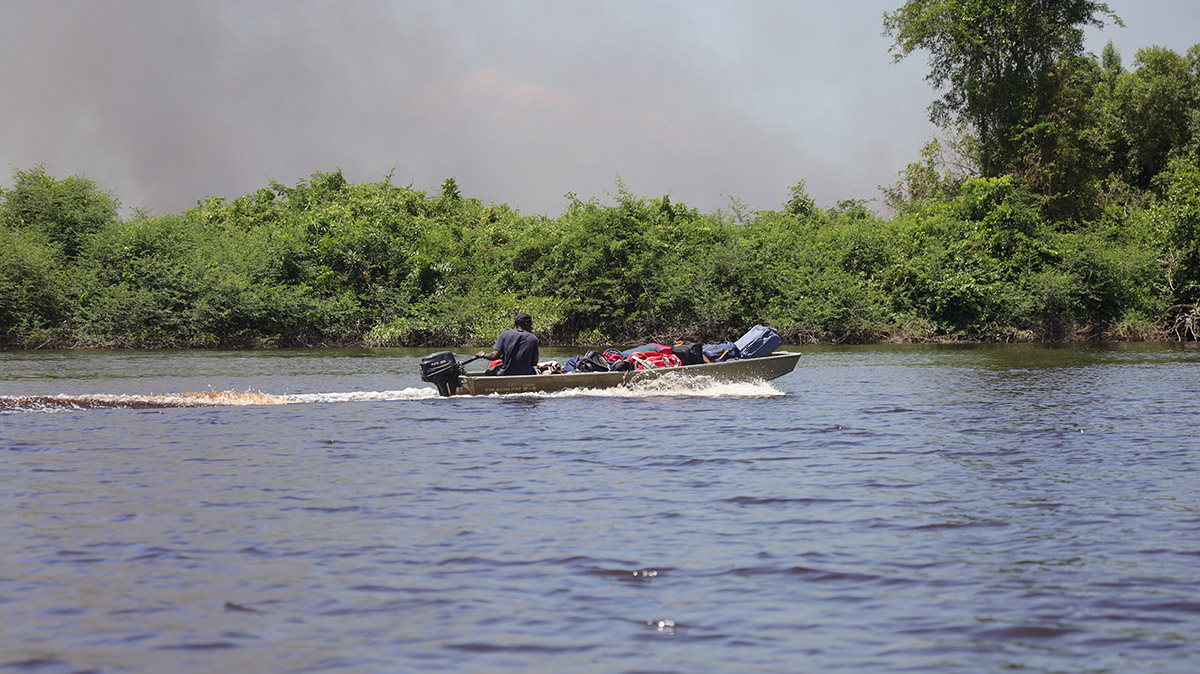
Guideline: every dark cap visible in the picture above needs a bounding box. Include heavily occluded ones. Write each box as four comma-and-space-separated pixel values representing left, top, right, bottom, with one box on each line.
514, 312, 533, 327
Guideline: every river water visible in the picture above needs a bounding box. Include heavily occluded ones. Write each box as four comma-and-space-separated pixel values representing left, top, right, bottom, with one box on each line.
2, 343, 1199, 673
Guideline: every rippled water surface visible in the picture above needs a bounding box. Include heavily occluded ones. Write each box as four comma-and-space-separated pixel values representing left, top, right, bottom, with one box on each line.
3, 344, 1199, 673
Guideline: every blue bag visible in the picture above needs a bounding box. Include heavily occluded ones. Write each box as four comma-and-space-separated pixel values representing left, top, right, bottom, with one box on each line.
734, 325, 781, 358
702, 341, 741, 362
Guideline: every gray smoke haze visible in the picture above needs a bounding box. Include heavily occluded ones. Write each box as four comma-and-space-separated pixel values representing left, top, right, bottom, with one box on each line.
1, 0, 1195, 216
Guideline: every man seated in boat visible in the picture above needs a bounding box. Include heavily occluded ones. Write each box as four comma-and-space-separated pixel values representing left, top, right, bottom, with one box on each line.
475, 313, 540, 376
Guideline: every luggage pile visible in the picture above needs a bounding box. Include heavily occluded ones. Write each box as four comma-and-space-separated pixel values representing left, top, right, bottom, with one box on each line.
554, 325, 782, 374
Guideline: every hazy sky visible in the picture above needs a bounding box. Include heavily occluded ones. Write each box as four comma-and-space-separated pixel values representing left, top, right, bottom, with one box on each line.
1, 0, 1196, 217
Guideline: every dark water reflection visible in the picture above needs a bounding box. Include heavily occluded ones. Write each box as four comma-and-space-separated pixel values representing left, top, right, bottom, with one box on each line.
2, 343, 1199, 673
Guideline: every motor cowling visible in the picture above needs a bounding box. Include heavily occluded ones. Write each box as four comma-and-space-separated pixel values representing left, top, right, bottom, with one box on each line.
420, 351, 462, 397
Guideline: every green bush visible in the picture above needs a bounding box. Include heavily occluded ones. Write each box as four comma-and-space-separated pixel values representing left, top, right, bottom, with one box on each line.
0, 227, 71, 344
0, 166, 119, 260
1151, 152, 1200, 303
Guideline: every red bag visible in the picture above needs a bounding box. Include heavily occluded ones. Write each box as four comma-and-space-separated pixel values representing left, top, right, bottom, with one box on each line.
627, 351, 682, 370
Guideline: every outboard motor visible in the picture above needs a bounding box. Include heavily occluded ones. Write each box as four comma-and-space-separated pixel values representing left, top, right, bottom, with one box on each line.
420, 351, 462, 397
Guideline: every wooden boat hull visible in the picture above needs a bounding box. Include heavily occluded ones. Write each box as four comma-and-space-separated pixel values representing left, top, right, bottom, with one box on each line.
455, 352, 801, 396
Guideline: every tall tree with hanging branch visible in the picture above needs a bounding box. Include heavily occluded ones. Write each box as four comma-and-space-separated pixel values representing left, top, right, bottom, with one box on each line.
883, 0, 1121, 177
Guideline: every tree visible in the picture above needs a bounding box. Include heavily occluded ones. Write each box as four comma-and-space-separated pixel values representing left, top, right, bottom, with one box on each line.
1109, 45, 1200, 190
0, 165, 120, 259
1012, 54, 1111, 222
884, 0, 1120, 177
1100, 40, 1123, 84
1150, 151, 1200, 305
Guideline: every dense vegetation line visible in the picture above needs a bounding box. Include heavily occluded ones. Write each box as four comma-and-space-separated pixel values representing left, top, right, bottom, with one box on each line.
0, 159, 1193, 350
2, 3, 1198, 349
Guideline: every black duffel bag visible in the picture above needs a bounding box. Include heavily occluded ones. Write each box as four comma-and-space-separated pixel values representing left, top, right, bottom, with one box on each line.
671, 341, 704, 366
575, 350, 611, 372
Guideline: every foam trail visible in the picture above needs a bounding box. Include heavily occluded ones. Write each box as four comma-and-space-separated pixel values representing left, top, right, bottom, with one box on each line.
0, 391, 291, 413
0, 388, 450, 413
285, 388, 440, 403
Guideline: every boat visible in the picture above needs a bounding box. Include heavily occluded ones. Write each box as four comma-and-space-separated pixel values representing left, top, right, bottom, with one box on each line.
420, 350, 801, 396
